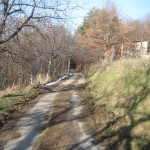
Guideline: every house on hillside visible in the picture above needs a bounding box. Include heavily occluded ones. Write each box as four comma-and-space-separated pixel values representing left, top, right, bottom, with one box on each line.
103, 40, 150, 62
133, 41, 150, 58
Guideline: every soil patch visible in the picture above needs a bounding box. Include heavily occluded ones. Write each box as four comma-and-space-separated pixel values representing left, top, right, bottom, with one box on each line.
34, 74, 100, 150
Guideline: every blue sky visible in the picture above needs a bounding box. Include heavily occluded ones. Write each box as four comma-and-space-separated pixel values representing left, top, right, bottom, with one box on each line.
116, 0, 150, 19
68, 0, 150, 32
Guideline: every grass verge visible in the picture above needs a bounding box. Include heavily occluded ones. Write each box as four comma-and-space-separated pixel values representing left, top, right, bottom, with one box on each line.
86, 59, 150, 150
0, 85, 39, 128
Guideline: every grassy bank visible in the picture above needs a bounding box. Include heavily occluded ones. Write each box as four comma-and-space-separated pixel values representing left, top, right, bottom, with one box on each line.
0, 85, 39, 128
86, 59, 150, 150
0, 86, 38, 111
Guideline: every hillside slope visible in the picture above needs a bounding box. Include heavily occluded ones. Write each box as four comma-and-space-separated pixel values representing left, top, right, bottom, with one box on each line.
86, 59, 150, 150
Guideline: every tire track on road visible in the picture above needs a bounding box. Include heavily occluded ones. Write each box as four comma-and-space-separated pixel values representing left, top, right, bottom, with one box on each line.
4, 75, 76, 150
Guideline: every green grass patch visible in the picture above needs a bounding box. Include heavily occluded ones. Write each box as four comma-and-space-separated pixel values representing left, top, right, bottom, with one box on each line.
0, 94, 23, 111
0, 85, 37, 111
86, 59, 150, 149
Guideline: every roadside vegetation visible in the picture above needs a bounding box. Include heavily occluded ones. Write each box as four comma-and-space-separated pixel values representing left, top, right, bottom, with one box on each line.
86, 59, 150, 149
0, 85, 37, 111
0, 85, 39, 128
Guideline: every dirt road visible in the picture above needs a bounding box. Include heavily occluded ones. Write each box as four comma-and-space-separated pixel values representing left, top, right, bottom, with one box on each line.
3, 73, 103, 150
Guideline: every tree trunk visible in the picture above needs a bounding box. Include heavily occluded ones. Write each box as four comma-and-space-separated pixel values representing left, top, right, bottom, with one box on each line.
30, 73, 33, 85
46, 57, 52, 80
67, 56, 70, 74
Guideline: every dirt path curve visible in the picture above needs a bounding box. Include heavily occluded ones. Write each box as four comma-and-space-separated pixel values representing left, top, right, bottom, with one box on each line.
4, 75, 77, 150
34, 73, 104, 150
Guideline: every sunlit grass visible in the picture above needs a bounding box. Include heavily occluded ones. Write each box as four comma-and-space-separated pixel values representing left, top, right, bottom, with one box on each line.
0, 85, 37, 111
86, 58, 150, 149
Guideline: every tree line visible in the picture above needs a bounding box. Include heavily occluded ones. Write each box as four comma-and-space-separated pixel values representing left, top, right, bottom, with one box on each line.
76, 1, 150, 63
0, 0, 79, 89
1, 0, 150, 89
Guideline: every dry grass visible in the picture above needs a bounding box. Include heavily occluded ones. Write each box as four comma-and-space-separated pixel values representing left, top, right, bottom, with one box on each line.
0, 85, 37, 111
34, 74, 51, 85
0, 85, 23, 97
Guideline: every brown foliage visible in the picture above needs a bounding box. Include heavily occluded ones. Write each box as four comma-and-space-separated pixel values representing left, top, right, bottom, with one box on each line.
76, 2, 135, 61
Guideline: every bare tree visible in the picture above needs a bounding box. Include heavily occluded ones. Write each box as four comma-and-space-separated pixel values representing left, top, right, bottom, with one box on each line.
0, 0, 81, 89
0, 21, 78, 89
0, 0, 75, 46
